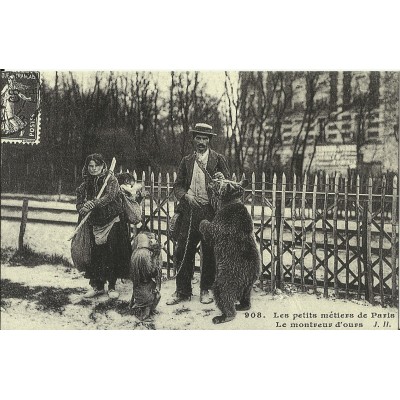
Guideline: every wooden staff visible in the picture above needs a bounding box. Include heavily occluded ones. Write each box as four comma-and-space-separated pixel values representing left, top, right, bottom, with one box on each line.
69, 157, 116, 240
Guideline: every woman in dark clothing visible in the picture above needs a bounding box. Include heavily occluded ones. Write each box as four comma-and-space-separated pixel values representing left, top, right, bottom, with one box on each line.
76, 154, 131, 299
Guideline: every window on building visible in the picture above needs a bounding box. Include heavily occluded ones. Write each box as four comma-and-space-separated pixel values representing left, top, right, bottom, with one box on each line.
343, 72, 352, 110
342, 123, 351, 130
318, 118, 326, 142
368, 121, 379, 128
329, 72, 338, 110
342, 132, 352, 140
283, 127, 292, 133
328, 125, 337, 130
307, 135, 315, 142
328, 133, 337, 140
368, 112, 379, 120
368, 131, 379, 139
369, 72, 380, 108
283, 135, 292, 142
342, 115, 351, 121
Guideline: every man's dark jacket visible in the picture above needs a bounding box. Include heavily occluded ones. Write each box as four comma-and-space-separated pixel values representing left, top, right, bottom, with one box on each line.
173, 149, 231, 202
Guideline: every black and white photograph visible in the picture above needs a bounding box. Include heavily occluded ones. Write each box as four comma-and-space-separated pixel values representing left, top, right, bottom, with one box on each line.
1, 70, 398, 330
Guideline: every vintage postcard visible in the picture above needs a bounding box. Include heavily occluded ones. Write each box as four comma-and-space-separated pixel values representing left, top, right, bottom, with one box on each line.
1, 70, 398, 330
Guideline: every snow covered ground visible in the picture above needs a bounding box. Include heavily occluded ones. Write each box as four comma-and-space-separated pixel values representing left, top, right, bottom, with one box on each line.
1, 220, 74, 262
1, 261, 398, 330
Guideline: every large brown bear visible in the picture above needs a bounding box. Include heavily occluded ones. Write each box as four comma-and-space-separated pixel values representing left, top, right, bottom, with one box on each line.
199, 179, 261, 324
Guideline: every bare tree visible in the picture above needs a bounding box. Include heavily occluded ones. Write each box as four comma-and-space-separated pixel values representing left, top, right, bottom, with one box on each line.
223, 72, 256, 174
289, 72, 332, 176
162, 71, 223, 167
249, 71, 295, 172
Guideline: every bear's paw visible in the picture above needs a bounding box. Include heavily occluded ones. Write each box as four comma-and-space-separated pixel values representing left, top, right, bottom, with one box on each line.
212, 315, 235, 324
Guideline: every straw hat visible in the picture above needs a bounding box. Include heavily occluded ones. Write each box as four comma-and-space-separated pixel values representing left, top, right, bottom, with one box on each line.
190, 123, 217, 137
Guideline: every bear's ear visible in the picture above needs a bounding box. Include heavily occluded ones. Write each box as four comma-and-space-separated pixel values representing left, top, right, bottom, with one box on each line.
148, 232, 156, 240
239, 179, 249, 188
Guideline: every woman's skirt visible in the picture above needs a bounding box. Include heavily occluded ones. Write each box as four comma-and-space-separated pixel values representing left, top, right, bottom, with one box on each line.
84, 220, 131, 282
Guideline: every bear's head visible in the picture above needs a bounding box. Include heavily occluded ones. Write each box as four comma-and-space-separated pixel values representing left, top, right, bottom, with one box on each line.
133, 231, 161, 255
208, 178, 249, 205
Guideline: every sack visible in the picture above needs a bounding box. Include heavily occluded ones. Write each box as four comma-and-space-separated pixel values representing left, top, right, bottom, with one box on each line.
71, 221, 92, 272
169, 212, 182, 241
122, 193, 142, 224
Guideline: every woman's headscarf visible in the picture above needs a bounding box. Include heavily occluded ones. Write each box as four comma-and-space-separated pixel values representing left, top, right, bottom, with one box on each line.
81, 153, 108, 179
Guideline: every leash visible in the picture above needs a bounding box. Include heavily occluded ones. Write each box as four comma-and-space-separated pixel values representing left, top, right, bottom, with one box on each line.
174, 209, 193, 277
195, 156, 214, 182
194, 157, 221, 211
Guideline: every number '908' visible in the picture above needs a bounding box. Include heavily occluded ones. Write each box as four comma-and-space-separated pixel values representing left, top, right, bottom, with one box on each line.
245, 312, 263, 318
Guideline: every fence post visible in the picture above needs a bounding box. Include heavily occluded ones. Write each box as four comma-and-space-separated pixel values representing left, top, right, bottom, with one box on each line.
344, 175, 350, 299
278, 173, 286, 288
275, 178, 282, 286
241, 173, 247, 203
260, 172, 266, 290
363, 177, 375, 305
311, 174, 317, 293
141, 171, 146, 229
166, 173, 172, 279
172, 171, 178, 276
323, 174, 329, 298
300, 174, 307, 292
251, 172, 255, 220
356, 175, 362, 299
149, 172, 155, 232
157, 172, 162, 244
271, 173, 277, 292
378, 175, 386, 306
291, 174, 297, 284
333, 174, 339, 297
18, 198, 29, 251
391, 175, 398, 303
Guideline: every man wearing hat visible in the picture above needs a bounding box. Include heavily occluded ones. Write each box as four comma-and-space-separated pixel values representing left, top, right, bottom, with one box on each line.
166, 123, 231, 305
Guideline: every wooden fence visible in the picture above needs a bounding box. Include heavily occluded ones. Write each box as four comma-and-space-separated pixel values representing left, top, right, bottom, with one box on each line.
126, 170, 399, 306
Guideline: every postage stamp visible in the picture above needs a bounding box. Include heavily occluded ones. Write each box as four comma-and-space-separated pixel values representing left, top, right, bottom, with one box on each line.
1, 71, 41, 144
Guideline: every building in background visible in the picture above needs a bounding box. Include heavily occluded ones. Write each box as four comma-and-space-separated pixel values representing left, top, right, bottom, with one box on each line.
236, 71, 399, 176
